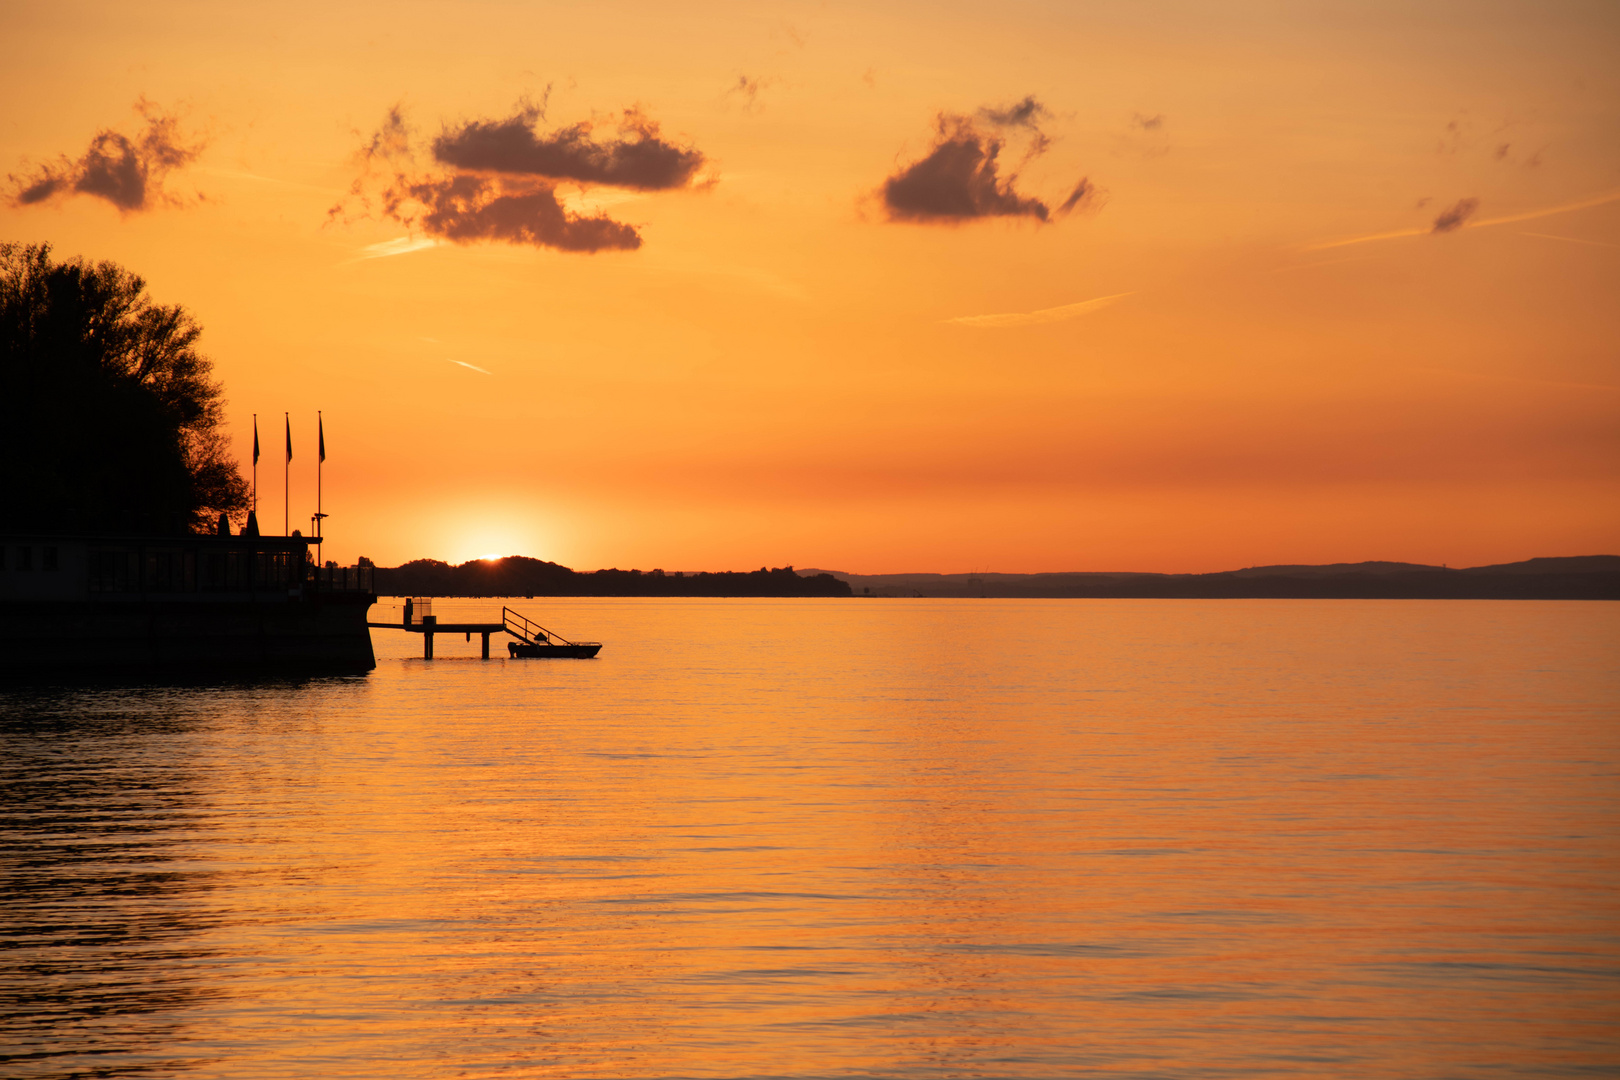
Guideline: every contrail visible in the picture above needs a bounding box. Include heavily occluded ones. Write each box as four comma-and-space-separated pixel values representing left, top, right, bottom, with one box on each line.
946, 292, 1133, 328
449, 359, 492, 374
1303, 188, 1620, 251
361, 236, 439, 259
1521, 231, 1619, 250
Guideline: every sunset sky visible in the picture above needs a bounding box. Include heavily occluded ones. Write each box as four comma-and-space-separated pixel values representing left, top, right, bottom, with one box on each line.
3, 0, 1617, 572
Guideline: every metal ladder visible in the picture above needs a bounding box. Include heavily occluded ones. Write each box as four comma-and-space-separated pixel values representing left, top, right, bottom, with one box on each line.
502, 606, 597, 647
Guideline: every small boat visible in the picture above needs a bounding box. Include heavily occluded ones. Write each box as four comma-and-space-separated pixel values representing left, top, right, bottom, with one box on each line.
508, 640, 602, 659
502, 606, 602, 659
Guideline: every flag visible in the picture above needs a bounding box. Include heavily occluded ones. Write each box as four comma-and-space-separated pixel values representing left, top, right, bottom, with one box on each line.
285, 414, 292, 463
318, 414, 326, 463
252, 417, 259, 466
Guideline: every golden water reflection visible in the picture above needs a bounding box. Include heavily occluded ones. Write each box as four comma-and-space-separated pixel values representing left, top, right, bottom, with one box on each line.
3, 599, 1617, 1077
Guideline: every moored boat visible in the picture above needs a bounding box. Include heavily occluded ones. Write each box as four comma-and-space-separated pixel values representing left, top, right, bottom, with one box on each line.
508, 640, 602, 658
502, 606, 602, 659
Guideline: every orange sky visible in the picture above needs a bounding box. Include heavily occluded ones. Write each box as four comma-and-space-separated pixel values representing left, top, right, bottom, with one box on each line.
3, 0, 1617, 572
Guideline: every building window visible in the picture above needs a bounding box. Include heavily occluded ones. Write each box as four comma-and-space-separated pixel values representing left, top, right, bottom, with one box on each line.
18, 546, 31, 571
43, 546, 59, 571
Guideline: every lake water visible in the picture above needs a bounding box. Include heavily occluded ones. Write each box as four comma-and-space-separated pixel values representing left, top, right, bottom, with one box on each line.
3, 598, 1618, 1078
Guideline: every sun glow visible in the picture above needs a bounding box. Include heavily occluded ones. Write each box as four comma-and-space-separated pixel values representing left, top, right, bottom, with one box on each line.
439, 508, 573, 567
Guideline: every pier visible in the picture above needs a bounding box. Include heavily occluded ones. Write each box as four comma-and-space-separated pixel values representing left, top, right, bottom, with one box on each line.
364, 613, 508, 659
366, 599, 503, 658
366, 600, 599, 659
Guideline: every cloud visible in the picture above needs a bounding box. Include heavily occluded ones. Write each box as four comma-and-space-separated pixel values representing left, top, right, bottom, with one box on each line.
409, 173, 641, 251
333, 98, 707, 254
946, 291, 1131, 328
9, 98, 203, 213
881, 98, 1094, 225
432, 102, 704, 190
1431, 197, 1479, 233
1132, 113, 1165, 131
450, 359, 492, 374
1058, 178, 1098, 215
980, 95, 1049, 130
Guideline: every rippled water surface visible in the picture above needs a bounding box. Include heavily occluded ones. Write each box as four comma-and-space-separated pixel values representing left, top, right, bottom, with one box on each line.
3, 598, 1618, 1078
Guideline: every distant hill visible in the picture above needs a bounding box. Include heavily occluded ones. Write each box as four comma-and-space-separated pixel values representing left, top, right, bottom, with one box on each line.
375, 557, 851, 598
373, 555, 1619, 600
799, 556, 1620, 600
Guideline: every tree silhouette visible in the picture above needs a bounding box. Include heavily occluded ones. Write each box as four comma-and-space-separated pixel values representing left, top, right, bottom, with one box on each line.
0, 242, 247, 532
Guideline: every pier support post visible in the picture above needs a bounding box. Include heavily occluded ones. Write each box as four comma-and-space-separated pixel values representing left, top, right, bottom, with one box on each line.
482, 632, 491, 659
423, 615, 436, 660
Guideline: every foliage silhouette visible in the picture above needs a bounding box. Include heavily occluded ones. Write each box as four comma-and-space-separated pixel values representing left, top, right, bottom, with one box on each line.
0, 242, 247, 533
375, 557, 853, 597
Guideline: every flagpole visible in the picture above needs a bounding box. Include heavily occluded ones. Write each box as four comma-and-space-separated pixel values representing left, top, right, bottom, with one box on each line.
317, 411, 324, 569
251, 414, 257, 514
284, 412, 290, 536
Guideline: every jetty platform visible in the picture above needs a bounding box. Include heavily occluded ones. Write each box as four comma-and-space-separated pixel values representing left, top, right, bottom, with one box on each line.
367, 613, 505, 658
367, 601, 599, 659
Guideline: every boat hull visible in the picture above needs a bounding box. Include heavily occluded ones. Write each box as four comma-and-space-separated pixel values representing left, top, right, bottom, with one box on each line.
508, 641, 601, 659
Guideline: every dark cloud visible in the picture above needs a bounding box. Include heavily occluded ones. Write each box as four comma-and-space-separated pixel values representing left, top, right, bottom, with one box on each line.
334, 99, 707, 254
408, 174, 640, 251
1132, 112, 1165, 131
881, 101, 1093, 225
9, 99, 202, 213
1057, 178, 1097, 215
432, 103, 704, 190
1432, 197, 1479, 233
980, 95, 1049, 130
884, 118, 1048, 222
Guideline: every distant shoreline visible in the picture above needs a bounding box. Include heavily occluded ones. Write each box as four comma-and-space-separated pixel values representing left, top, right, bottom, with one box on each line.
810, 555, 1620, 600
373, 556, 1620, 600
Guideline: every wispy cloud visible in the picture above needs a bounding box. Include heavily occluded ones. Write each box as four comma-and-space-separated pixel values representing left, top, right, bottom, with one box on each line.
361, 235, 441, 258
1305, 188, 1620, 251
724, 74, 773, 113
946, 292, 1131, 328
9, 98, 204, 213
450, 359, 492, 374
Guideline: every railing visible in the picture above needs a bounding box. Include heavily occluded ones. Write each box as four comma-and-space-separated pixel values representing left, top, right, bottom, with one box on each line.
502, 606, 598, 647
308, 564, 376, 593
